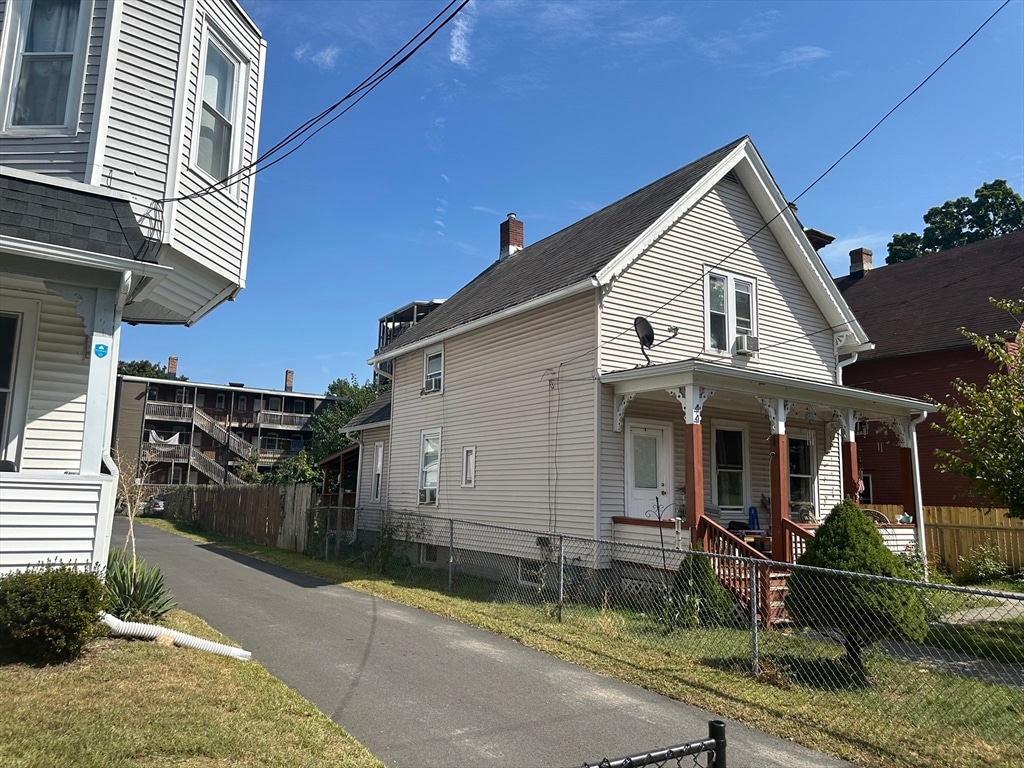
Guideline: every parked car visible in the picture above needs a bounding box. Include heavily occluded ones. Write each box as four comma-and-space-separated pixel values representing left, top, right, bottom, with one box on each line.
142, 495, 166, 518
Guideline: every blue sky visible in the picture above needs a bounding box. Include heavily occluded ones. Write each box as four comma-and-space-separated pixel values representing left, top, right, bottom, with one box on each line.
119, 0, 1024, 395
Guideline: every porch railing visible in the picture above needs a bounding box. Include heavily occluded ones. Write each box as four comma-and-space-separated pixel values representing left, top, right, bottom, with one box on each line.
781, 517, 816, 562
144, 402, 194, 420
697, 517, 784, 626
141, 442, 191, 462
257, 411, 311, 429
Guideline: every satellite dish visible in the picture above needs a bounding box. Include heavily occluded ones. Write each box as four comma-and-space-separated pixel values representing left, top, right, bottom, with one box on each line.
634, 316, 655, 365
634, 316, 655, 348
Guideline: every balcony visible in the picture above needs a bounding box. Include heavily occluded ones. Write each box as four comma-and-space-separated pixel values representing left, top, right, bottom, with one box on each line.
145, 402, 194, 421
257, 411, 311, 430
141, 443, 191, 462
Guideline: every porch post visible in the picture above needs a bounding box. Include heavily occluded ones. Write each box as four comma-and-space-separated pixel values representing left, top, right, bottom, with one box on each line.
837, 409, 860, 501
894, 416, 929, 568
899, 448, 916, 520
759, 397, 791, 562
676, 385, 711, 541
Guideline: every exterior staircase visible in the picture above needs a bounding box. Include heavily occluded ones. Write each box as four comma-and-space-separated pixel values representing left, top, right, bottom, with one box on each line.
189, 447, 244, 485
193, 407, 253, 457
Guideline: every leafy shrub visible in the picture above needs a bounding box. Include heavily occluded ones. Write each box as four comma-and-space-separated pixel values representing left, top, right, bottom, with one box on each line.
0, 562, 106, 663
785, 499, 927, 678
104, 549, 176, 623
670, 542, 735, 629
957, 540, 1008, 584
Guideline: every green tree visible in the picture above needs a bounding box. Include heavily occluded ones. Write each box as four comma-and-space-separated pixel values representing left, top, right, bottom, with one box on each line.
309, 374, 389, 464
235, 449, 264, 484
785, 498, 927, 678
933, 297, 1024, 518
886, 180, 1023, 264
266, 450, 321, 486
118, 359, 188, 381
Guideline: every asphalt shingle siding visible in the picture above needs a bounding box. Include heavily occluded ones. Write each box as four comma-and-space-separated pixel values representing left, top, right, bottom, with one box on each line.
0, 174, 150, 262
381, 137, 747, 355
835, 229, 1024, 360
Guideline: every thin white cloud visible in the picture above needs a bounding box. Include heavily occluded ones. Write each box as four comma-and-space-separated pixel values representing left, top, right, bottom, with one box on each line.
293, 42, 342, 71
449, 1, 477, 68
472, 205, 499, 215
695, 10, 779, 62
433, 220, 445, 228
440, 174, 449, 184
761, 45, 830, 75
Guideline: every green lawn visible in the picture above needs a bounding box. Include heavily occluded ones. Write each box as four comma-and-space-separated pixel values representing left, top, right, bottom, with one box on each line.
139, 518, 1024, 768
0, 610, 384, 768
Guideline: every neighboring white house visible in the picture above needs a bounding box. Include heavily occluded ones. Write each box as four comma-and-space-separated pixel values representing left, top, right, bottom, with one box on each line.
343, 137, 934, 572
0, 0, 265, 574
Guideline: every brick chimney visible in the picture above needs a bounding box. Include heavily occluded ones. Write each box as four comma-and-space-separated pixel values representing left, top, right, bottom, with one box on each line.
284, 370, 294, 392
167, 356, 178, 377
499, 213, 523, 261
849, 247, 873, 278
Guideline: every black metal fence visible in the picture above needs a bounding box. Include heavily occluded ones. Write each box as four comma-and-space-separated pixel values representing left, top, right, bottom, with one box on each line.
580, 720, 726, 768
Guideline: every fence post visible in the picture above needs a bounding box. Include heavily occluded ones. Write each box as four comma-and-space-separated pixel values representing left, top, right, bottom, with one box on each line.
448, 518, 455, 593
709, 720, 727, 768
557, 534, 565, 623
749, 559, 760, 677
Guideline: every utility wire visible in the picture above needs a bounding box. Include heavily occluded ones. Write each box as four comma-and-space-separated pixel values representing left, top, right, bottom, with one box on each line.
162, 0, 471, 203
562, 0, 1012, 366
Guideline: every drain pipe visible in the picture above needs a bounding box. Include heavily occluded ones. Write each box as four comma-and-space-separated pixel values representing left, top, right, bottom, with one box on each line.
908, 412, 931, 578
100, 612, 251, 660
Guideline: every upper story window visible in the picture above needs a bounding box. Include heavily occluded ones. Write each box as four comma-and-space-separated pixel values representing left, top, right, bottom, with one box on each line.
196, 32, 240, 181
706, 270, 757, 354
423, 346, 443, 394
293, 400, 305, 414
2, 0, 87, 132
215, 392, 226, 410
237, 395, 247, 411
268, 396, 281, 412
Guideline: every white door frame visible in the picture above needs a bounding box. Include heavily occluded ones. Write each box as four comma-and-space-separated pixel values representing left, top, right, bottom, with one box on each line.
624, 418, 673, 519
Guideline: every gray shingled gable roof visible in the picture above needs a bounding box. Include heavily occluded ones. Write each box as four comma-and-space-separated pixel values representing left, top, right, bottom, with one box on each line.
834, 229, 1024, 360
1, 173, 150, 262
341, 389, 392, 432
378, 137, 748, 357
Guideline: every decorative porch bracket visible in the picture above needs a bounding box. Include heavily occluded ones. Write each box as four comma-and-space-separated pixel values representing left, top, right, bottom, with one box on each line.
613, 393, 636, 432
757, 397, 792, 435
667, 386, 714, 425
834, 408, 863, 444
887, 416, 920, 524
835, 408, 863, 501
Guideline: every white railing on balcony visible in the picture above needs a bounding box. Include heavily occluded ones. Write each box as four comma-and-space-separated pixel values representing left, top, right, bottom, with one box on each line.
145, 402, 194, 420
141, 443, 191, 462
257, 411, 311, 429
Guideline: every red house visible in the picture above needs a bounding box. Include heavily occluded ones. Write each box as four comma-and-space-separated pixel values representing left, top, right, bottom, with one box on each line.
835, 230, 1023, 509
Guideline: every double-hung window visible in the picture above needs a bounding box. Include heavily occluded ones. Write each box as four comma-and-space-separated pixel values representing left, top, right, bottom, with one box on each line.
418, 428, 441, 504
788, 432, 815, 507
197, 33, 239, 181
4, 0, 86, 131
707, 270, 756, 354
713, 426, 746, 514
423, 346, 443, 394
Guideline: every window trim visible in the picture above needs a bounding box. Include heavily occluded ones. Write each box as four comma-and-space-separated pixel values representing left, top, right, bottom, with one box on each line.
422, 345, 443, 395
704, 268, 758, 356
710, 420, 749, 513
0, 298, 40, 467
461, 445, 476, 488
372, 441, 384, 501
418, 427, 441, 505
192, 22, 247, 186
787, 428, 817, 511
0, 0, 92, 135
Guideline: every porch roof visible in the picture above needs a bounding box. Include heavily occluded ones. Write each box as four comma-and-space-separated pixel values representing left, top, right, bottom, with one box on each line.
601, 359, 936, 417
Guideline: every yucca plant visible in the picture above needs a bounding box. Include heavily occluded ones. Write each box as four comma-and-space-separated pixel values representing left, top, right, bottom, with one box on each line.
104, 549, 176, 623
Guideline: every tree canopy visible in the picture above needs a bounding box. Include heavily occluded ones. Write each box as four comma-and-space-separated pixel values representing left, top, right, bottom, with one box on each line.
933, 297, 1024, 518
308, 374, 390, 464
886, 180, 1023, 264
118, 359, 188, 381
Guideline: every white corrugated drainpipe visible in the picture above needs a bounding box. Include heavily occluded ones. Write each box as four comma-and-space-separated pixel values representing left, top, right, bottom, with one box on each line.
100, 612, 251, 660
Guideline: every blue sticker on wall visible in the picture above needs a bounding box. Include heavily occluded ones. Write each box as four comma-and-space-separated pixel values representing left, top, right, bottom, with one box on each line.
94, 344, 109, 359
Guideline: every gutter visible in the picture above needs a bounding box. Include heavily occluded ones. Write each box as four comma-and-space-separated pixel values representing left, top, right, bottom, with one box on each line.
369, 277, 598, 365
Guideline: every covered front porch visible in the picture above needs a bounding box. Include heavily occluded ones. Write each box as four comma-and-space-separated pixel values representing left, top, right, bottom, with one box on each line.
601, 360, 935, 566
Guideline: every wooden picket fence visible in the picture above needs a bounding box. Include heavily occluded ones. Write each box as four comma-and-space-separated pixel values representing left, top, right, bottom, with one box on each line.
870, 504, 1021, 576
194, 485, 282, 546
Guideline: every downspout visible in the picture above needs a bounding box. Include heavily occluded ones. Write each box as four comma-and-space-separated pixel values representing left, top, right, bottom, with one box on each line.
835, 352, 858, 385
372, 360, 393, 382
100, 612, 251, 660
908, 411, 930, 579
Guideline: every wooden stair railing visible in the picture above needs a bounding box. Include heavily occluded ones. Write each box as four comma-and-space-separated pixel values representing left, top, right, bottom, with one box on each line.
781, 517, 816, 563
695, 517, 789, 626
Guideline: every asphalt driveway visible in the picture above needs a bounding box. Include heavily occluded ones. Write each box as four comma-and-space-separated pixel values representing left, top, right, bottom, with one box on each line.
120, 520, 851, 768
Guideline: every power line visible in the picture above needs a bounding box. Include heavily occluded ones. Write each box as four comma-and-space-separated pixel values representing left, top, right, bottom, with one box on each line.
561, 0, 1012, 367
162, 0, 472, 204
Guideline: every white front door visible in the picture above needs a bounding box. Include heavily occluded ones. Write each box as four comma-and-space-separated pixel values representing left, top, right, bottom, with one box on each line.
626, 421, 672, 518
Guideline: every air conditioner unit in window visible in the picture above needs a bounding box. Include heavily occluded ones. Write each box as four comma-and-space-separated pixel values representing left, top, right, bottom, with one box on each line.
419, 488, 437, 504
736, 334, 759, 356
422, 378, 441, 393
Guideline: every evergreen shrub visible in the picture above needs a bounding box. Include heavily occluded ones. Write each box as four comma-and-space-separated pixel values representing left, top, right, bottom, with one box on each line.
671, 542, 735, 628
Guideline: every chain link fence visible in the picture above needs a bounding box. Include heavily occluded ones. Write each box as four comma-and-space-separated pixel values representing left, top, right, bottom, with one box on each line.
305, 508, 1023, 766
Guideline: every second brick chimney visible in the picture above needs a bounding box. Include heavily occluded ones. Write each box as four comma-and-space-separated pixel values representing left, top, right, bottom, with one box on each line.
499, 213, 523, 261
849, 247, 873, 278
167, 356, 178, 377
284, 370, 294, 392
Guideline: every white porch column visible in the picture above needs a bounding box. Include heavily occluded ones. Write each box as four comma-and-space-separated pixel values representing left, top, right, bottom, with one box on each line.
907, 414, 930, 570
82, 286, 120, 474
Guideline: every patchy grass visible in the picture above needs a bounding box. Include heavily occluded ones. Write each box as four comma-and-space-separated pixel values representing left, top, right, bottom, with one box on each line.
0, 610, 383, 768
140, 519, 1024, 768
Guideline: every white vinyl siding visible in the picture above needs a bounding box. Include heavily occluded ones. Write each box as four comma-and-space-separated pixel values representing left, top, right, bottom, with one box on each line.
386, 289, 599, 539
2, 277, 89, 473
357, 426, 388, 510
0, 0, 105, 179
599, 179, 834, 382
0, 473, 115, 574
